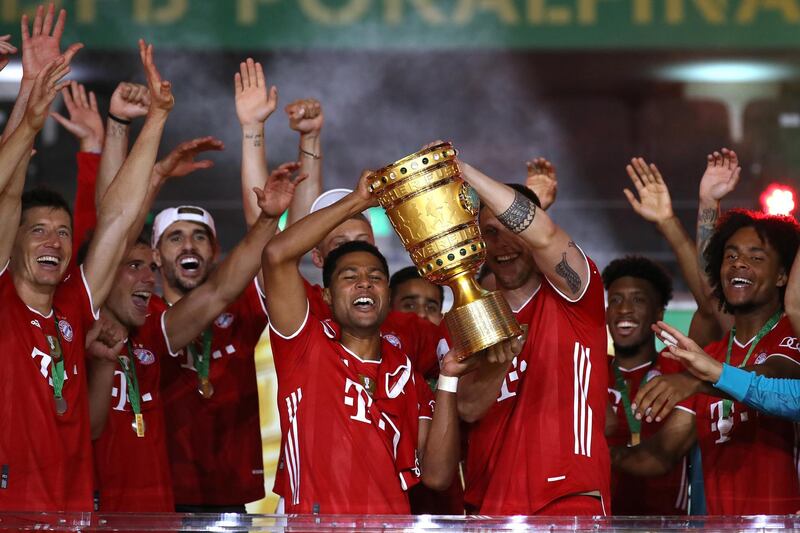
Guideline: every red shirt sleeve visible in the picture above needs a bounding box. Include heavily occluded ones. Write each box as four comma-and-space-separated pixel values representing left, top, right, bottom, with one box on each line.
72, 152, 100, 251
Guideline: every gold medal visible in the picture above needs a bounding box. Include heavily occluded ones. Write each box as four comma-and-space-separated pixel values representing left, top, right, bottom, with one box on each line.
630, 432, 641, 446
198, 377, 214, 399
132, 413, 146, 438
54, 396, 67, 416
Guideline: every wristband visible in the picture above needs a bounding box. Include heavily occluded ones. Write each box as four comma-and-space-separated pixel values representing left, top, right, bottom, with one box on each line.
299, 147, 321, 160
108, 112, 132, 125
437, 375, 458, 393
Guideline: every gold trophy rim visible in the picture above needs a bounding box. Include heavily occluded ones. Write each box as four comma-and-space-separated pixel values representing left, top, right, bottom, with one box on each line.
372, 141, 454, 177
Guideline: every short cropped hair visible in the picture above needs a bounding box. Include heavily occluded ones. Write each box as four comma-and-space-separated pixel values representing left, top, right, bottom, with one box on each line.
322, 240, 389, 288
389, 265, 444, 304
20, 188, 72, 227
704, 209, 800, 311
602, 255, 673, 308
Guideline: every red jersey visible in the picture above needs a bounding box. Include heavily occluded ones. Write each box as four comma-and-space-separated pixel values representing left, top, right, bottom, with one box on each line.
607, 353, 688, 515
93, 304, 173, 512
677, 315, 800, 515
460, 258, 611, 515
0, 264, 97, 511
269, 305, 434, 514
158, 280, 267, 506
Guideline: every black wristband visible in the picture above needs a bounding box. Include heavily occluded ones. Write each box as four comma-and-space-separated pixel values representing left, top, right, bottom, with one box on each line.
108, 112, 132, 125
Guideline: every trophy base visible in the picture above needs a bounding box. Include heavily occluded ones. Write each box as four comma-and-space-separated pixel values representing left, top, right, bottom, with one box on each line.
444, 291, 523, 361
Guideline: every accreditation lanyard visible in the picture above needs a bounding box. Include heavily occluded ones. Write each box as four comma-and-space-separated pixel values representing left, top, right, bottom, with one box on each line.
722, 311, 783, 418
45, 317, 67, 416
188, 329, 214, 399
119, 342, 145, 437
613, 359, 655, 446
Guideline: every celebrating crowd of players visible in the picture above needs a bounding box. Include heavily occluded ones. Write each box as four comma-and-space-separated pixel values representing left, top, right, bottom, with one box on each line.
1, 3, 800, 517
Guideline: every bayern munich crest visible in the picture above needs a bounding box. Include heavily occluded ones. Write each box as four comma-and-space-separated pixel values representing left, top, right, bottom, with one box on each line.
58, 319, 73, 342
754, 352, 768, 365
214, 313, 234, 329
134, 348, 156, 365
383, 334, 401, 348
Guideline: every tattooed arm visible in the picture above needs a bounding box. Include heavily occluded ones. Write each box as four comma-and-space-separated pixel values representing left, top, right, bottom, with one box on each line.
460, 161, 589, 299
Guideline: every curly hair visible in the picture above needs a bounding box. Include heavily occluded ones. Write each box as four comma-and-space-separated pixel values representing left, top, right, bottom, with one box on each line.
704, 209, 800, 312
602, 255, 673, 308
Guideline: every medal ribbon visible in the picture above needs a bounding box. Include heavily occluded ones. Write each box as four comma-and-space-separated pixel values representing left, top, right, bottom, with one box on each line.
48, 317, 65, 404
613, 358, 655, 442
188, 328, 212, 383
722, 310, 782, 418
119, 342, 143, 417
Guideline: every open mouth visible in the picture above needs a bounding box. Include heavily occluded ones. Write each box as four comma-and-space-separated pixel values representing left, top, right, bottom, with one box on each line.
729, 277, 753, 288
352, 296, 375, 311
495, 253, 519, 264
614, 320, 639, 335
178, 255, 202, 273
131, 290, 152, 309
36, 255, 61, 269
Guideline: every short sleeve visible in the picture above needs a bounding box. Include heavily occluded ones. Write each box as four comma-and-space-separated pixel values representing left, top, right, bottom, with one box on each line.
676, 393, 697, 416
415, 371, 435, 419
545, 257, 606, 328
268, 301, 320, 374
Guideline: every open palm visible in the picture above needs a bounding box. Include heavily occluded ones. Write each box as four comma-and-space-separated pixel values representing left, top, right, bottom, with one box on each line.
699, 148, 741, 202
624, 157, 673, 224
21, 4, 82, 81
255, 162, 306, 218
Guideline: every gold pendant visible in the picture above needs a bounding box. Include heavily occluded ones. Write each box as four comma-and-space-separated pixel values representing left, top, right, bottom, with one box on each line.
630, 432, 641, 446
54, 396, 67, 416
198, 377, 214, 399
132, 413, 146, 438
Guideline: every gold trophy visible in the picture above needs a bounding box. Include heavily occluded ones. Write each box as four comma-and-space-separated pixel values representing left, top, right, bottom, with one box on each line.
368, 142, 522, 359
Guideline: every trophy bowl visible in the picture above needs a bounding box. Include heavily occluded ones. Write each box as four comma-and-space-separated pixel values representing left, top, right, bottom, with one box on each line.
368, 142, 522, 359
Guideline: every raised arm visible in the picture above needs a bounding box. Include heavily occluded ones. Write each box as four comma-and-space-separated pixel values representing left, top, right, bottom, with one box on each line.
235, 58, 278, 228
164, 163, 304, 352
285, 98, 323, 225
263, 171, 375, 336
611, 407, 696, 477
2, 4, 81, 142
623, 157, 724, 346
51, 81, 104, 153
460, 160, 589, 299
82, 40, 173, 309
0, 57, 70, 268
525, 157, 557, 211
95, 82, 150, 205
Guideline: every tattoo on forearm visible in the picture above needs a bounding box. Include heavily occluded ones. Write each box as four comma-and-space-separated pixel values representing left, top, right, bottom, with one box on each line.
244, 132, 263, 147
108, 121, 128, 138
555, 250, 582, 294
496, 191, 536, 234
697, 207, 718, 268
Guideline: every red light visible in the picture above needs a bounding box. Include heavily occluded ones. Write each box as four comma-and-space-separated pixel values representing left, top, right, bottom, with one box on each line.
760, 183, 796, 216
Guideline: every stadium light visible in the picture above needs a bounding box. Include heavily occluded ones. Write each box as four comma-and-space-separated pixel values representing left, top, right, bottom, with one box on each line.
760, 183, 796, 216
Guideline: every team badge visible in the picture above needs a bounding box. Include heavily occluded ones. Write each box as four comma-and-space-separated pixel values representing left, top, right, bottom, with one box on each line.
214, 313, 234, 329
58, 319, 73, 342
383, 334, 401, 348
358, 374, 376, 396
134, 348, 156, 365
754, 352, 768, 365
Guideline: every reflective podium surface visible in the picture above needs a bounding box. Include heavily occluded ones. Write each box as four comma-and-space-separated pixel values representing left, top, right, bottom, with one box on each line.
1, 513, 800, 531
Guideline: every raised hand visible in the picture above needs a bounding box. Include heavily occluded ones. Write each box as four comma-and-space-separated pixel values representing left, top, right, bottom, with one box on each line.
138, 39, 173, 115
699, 148, 741, 204
109, 82, 150, 122
654, 321, 723, 383
153, 136, 224, 181
286, 98, 323, 137
623, 157, 674, 224
440, 347, 482, 378
51, 81, 104, 152
485, 326, 527, 364
235, 58, 277, 127
253, 161, 307, 219
0, 35, 18, 72
21, 3, 82, 81
525, 157, 557, 210
85, 315, 125, 363
25, 55, 70, 131
356, 169, 380, 209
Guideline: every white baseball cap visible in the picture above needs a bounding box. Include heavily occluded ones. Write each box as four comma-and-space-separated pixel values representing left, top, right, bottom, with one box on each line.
309, 188, 371, 220
151, 206, 217, 248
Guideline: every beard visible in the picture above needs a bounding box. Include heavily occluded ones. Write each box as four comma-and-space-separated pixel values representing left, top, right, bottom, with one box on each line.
161, 262, 207, 294
613, 335, 653, 358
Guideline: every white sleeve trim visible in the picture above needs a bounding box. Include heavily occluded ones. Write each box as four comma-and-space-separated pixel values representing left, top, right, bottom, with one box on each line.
161, 310, 179, 357
268, 300, 310, 340
0, 260, 8, 278
79, 264, 100, 320
764, 353, 800, 367
253, 278, 269, 319
418, 415, 433, 420
674, 405, 696, 416
543, 242, 592, 304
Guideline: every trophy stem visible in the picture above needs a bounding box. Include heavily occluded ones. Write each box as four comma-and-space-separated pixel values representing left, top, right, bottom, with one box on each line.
447, 273, 487, 307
